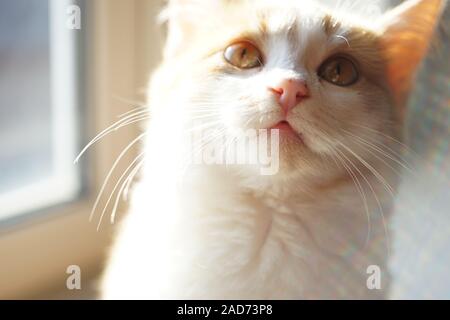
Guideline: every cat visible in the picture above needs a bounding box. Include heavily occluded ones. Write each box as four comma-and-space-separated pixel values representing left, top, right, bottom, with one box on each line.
100, 0, 444, 299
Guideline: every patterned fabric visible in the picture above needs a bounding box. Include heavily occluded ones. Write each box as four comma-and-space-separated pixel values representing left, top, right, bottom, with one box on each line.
389, 4, 450, 299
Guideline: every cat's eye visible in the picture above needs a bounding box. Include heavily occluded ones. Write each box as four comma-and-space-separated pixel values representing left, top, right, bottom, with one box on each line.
318, 56, 359, 86
224, 42, 263, 69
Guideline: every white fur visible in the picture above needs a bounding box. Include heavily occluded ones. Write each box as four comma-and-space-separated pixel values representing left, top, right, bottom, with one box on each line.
101, 0, 400, 299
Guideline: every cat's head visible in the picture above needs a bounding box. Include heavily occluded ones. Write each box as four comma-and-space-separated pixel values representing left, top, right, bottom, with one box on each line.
150, 0, 444, 183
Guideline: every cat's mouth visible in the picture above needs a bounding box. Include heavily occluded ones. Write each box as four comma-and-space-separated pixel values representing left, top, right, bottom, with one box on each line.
271, 120, 292, 131
270, 121, 305, 144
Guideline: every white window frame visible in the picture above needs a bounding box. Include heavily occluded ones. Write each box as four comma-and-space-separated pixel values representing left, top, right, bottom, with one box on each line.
0, 0, 81, 221
0, 0, 164, 299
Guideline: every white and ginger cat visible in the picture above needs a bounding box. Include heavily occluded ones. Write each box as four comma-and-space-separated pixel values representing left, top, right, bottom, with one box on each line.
101, 0, 444, 299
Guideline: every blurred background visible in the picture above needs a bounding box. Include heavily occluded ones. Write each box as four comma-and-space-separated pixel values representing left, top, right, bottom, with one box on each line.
0, 0, 165, 299
0, 0, 448, 299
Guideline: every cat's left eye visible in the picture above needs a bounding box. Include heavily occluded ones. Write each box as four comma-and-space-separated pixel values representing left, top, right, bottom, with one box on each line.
318, 56, 359, 86
224, 42, 263, 69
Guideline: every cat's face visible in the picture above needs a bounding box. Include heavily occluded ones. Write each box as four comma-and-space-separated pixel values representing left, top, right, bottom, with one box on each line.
151, 0, 442, 180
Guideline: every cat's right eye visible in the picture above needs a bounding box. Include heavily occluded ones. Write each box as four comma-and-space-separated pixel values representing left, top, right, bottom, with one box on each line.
224, 41, 263, 69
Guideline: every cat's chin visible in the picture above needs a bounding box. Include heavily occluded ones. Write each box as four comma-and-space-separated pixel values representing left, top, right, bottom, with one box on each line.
274, 135, 331, 179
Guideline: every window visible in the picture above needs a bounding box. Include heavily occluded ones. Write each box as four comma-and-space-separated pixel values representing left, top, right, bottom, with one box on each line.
0, 0, 82, 221
0, 0, 158, 299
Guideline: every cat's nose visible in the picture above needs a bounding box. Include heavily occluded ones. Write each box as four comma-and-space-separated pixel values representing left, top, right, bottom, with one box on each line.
269, 79, 309, 115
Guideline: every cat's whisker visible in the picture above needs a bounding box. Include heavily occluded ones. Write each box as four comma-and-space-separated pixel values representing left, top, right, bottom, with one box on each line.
351, 123, 419, 157
340, 129, 424, 238
335, 152, 372, 249
342, 129, 413, 176
117, 108, 147, 119
110, 157, 146, 225
334, 35, 350, 47
96, 152, 146, 231
344, 129, 416, 174
316, 131, 372, 250
345, 130, 423, 223
117, 105, 148, 119
350, 140, 404, 178
335, 139, 397, 255
117, 109, 150, 121
114, 114, 151, 130
335, 145, 391, 256
74, 110, 150, 163
123, 158, 145, 201
337, 141, 395, 197
90, 132, 147, 225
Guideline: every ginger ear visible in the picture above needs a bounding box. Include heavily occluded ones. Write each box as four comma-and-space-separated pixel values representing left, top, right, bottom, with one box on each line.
379, 0, 445, 112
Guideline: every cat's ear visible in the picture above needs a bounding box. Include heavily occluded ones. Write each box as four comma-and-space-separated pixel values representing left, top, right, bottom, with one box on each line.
378, 0, 445, 111
161, 0, 230, 58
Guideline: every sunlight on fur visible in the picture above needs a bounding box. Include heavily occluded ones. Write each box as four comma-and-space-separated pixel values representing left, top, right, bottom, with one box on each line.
81, 0, 446, 299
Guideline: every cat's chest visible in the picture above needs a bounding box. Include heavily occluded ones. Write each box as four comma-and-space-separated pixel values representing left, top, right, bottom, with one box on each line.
174, 186, 369, 269
114, 179, 388, 299
160, 189, 378, 298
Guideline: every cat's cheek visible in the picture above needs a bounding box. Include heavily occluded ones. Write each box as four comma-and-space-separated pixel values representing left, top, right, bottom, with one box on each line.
222, 109, 257, 135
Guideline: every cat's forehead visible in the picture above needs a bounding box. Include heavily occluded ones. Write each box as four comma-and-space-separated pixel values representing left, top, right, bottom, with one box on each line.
226, 2, 359, 68
191, 0, 383, 78
226, 1, 357, 47
255, 0, 324, 31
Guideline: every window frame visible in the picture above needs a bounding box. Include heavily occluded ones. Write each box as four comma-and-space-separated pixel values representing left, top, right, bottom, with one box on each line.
0, 0, 162, 298
0, 0, 83, 222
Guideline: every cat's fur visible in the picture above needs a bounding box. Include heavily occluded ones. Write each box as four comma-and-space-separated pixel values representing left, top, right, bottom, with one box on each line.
101, 0, 444, 299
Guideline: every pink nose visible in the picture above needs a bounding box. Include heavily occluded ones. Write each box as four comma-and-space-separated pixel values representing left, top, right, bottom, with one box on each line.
269, 79, 309, 115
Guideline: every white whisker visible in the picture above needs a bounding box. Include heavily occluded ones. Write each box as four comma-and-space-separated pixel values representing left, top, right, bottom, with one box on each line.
74, 110, 149, 163
316, 131, 372, 250
90, 132, 147, 225
96, 152, 146, 231
110, 157, 146, 225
